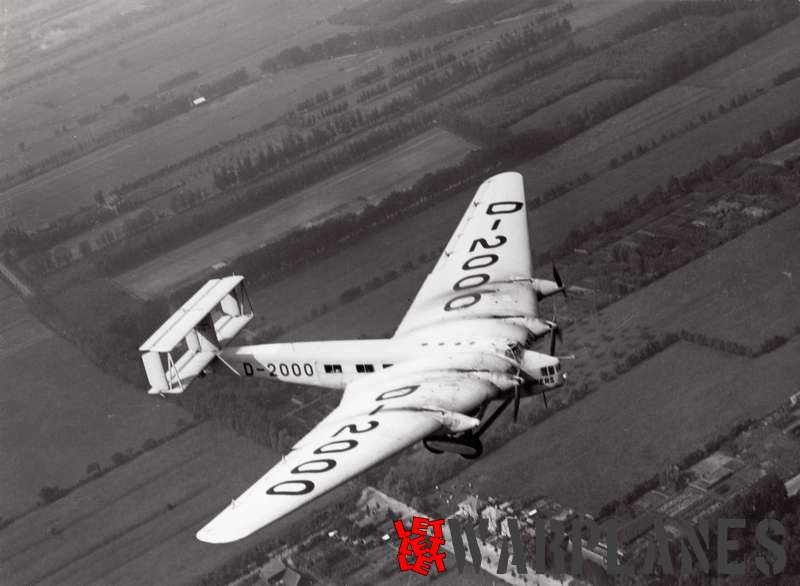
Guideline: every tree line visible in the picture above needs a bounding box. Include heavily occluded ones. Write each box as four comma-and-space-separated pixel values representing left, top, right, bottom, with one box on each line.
259, 0, 552, 72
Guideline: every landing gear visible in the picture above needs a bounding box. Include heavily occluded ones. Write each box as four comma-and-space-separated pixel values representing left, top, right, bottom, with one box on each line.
424, 434, 483, 459
423, 396, 514, 459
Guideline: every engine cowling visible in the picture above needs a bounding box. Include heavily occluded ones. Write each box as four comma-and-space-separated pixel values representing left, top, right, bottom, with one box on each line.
518, 349, 564, 388
423, 407, 481, 433
527, 317, 557, 338
530, 278, 562, 300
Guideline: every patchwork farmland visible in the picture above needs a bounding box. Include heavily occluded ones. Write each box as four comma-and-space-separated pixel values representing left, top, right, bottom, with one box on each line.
0, 278, 186, 519
581, 202, 800, 350
115, 128, 476, 299
0, 422, 302, 586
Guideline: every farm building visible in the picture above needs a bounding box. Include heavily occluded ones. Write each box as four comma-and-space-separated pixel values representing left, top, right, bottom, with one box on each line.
705, 200, 742, 216
786, 472, 800, 497
689, 452, 739, 491
632, 489, 670, 514
456, 494, 481, 520
742, 206, 769, 219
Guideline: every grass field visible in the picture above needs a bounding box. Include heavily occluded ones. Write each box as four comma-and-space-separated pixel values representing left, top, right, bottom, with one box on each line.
0, 279, 186, 519
0, 421, 295, 586
115, 128, 476, 300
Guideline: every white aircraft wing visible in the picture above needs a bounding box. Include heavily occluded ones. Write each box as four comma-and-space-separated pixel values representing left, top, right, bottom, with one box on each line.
196, 375, 494, 543
395, 171, 536, 336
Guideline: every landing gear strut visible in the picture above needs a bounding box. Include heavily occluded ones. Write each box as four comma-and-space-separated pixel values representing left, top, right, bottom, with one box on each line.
423, 396, 514, 459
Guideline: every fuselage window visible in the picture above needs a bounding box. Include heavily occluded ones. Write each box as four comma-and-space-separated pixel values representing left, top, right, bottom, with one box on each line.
382, 363, 393, 369
324, 364, 342, 374
356, 364, 375, 373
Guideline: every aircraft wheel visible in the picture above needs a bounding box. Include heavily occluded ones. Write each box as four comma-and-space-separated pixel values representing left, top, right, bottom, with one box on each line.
423, 438, 444, 455
460, 437, 483, 460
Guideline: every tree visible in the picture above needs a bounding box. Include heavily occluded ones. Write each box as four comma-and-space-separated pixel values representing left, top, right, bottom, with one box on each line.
39, 485, 69, 504
111, 452, 130, 467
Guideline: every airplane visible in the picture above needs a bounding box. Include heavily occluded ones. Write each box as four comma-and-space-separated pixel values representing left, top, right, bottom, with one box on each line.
138, 171, 569, 544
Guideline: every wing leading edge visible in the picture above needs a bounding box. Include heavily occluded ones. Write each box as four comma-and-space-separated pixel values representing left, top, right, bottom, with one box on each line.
196, 376, 494, 543
395, 171, 536, 336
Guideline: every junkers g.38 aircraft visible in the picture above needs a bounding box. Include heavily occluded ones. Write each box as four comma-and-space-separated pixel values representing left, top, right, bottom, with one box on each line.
139, 171, 570, 543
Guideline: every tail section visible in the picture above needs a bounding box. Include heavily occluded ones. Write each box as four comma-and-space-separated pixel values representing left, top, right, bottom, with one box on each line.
139, 276, 253, 395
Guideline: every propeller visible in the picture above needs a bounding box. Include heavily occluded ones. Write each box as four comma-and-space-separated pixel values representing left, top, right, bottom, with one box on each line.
552, 265, 568, 298
548, 323, 562, 356
544, 318, 561, 409
512, 364, 522, 423
548, 301, 563, 356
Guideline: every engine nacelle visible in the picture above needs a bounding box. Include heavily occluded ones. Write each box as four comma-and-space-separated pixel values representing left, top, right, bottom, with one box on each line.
530, 278, 563, 300
527, 317, 557, 338
423, 407, 481, 433
519, 349, 565, 388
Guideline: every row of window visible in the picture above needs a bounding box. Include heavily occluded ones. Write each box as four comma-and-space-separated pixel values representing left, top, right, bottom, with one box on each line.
540, 365, 560, 376
323, 363, 393, 374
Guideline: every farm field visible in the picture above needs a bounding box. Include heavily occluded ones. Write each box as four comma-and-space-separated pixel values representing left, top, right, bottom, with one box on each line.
468, 8, 749, 129
509, 78, 640, 134
762, 136, 800, 167
519, 76, 800, 253
0, 0, 608, 232
278, 267, 430, 343
115, 128, 476, 300
513, 16, 800, 192
443, 336, 800, 515
0, 0, 363, 179
0, 52, 378, 231
0, 0, 669, 236
0, 278, 186, 519
0, 421, 298, 586
586, 202, 800, 349
685, 16, 800, 89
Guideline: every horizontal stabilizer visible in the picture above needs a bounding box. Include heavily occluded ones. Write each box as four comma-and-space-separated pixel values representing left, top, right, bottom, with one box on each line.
140, 276, 253, 394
